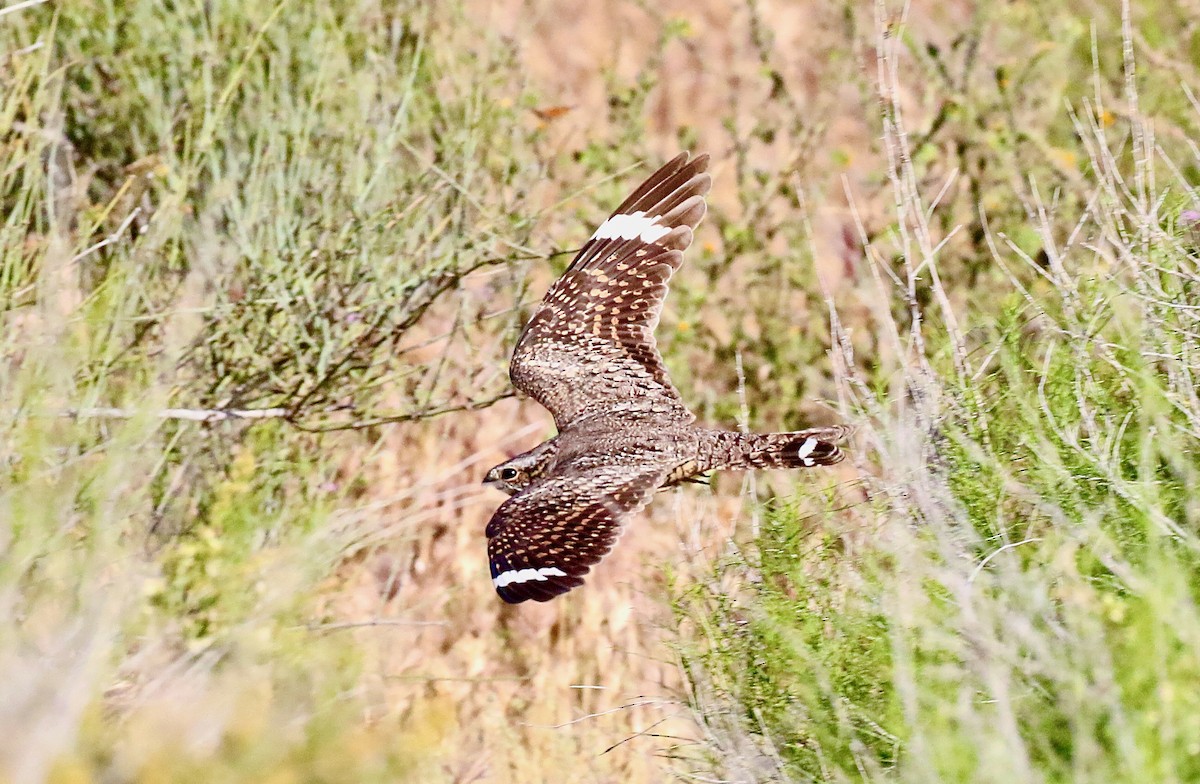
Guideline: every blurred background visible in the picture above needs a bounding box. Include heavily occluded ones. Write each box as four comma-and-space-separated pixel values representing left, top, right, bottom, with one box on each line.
2, 0, 1199, 781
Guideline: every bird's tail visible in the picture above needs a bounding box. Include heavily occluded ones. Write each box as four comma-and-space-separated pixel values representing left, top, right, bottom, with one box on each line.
698, 425, 852, 472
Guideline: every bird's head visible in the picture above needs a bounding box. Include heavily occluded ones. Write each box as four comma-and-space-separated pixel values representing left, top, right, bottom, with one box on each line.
483, 452, 544, 496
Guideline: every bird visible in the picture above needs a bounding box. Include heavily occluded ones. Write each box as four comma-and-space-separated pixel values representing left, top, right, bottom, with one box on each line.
482, 152, 851, 603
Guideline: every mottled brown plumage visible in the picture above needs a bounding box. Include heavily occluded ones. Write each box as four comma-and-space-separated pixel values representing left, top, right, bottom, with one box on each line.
483, 152, 851, 604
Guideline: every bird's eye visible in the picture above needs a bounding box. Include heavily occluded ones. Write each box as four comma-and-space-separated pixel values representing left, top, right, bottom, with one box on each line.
500, 468, 518, 480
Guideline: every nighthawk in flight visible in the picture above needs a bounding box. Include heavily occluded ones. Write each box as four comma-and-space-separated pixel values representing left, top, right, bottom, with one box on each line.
483, 152, 850, 603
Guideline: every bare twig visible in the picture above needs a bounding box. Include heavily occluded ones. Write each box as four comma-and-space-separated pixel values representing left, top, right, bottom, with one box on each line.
288, 390, 518, 432
0, 0, 49, 19
40, 390, 516, 427
967, 538, 1043, 585
300, 619, 448, 633
61, 406, 291, 422
71, 207, 143, 263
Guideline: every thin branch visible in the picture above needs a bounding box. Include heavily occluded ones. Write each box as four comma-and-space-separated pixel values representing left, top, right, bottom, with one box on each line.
289, 390, 518, 432
967, 538, 1043, 585
299, 619, 447, 633
62, 406, 291, 422
41, 390, 516, 427
0, 0, 49, 19
72, 206, 143, 263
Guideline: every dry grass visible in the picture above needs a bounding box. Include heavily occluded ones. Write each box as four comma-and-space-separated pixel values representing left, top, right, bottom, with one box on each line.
2, 0, 1198, 782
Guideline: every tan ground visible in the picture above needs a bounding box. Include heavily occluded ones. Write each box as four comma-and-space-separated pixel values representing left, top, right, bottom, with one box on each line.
324, 1, 958, 779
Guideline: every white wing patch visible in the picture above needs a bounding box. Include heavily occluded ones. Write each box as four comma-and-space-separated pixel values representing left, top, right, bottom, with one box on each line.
591, 211, 671, 243
493, 566, 569, 588
796, 437, 818, 467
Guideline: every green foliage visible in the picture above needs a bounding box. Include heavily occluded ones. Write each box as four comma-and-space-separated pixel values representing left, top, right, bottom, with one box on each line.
5, 0, 544, 421
681, 509, 900, 776
0, 1, 543, 779
5, 0, 1200, 779
676, 5, 1200, 782
682, 230, 1200, 780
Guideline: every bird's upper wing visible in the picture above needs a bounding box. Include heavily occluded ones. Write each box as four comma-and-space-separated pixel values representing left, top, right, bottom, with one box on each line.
485, 462, 671, 603
509, 152, 711, 429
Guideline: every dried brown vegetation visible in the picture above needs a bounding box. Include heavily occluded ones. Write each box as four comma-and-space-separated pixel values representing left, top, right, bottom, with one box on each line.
3, 0, 1199, 781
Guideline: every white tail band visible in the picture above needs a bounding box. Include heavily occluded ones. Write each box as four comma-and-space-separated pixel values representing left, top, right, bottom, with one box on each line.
796, 437, 818, 467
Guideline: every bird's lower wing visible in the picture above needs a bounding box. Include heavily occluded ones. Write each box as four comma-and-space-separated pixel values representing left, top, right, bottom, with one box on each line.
485, 464, 670, 603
